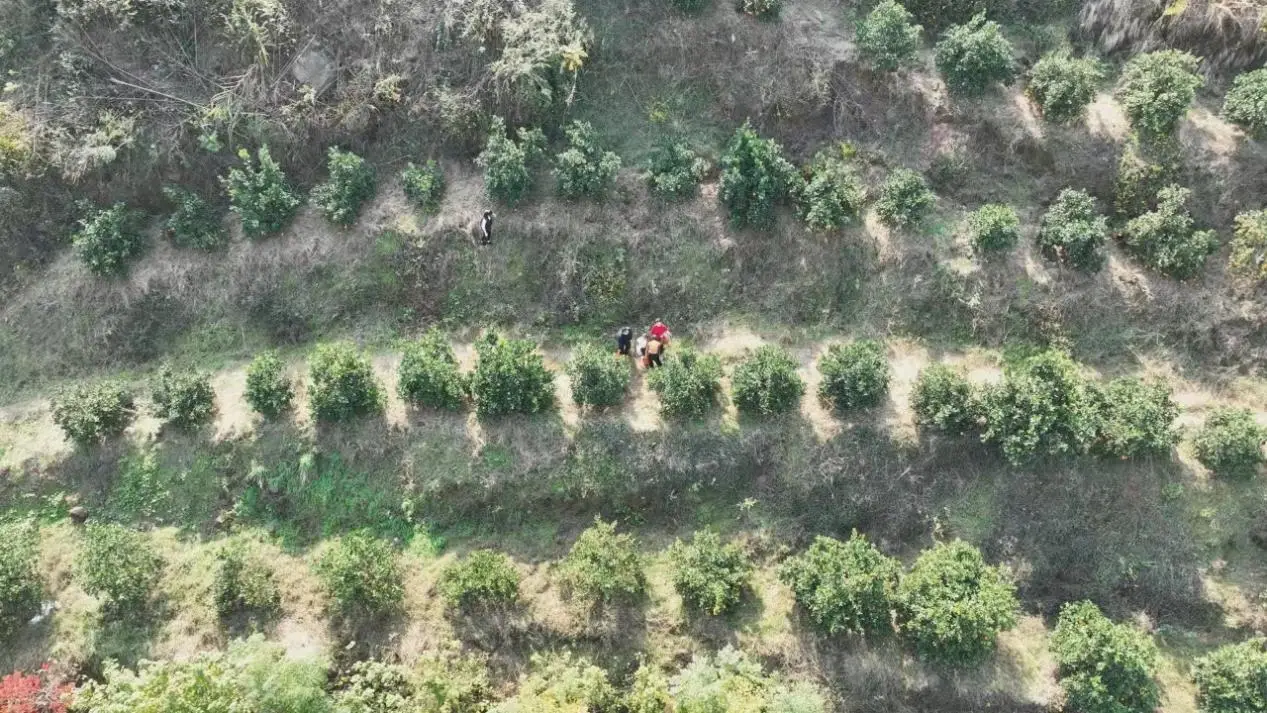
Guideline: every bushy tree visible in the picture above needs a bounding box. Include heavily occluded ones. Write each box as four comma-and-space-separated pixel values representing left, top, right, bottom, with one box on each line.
213, 540, 281, 624
402, 159, 446, 214
333, 660, 417, 713
415, 649, 493, 713
669, 648, 828, 713
150, 366, 216, 429
316, 531, 404, 618
75, 636, 328, 713
900, 0, 998, 30
874, 168, 934, 227
566, 345, 630, 408
718, 121, 802, 230
1230, 209, 1267, 282
1121, 184, 1217, 280
470, 333, 555, 416
856, 0, 922, 72
557, 518, 644, 603
934, 14, 1015, 96
554, 120, 621, 199
978, 350, 1099, 464
778, 532, 900, 637
0, 524, 40, 641
73, 203, 145, 276
308, 342, 384, 422
1194, 407, 1266, 479
491, 653, 616, 713
162, 185, 227, 250
912, 364, 976, 433
817, 340, 890, 411
1037, 188, 1108, 271
1223, 68, 1267, 138
223, 145, 302, 237
1027, 52, 1103, 124
312, 147, 376, 227
244, 351, 294, 420
647, 140, 709, 201
1117, 50, 1204, 138
647, 348, 723, 419
1051, 601, 1160, 713
896, 540, 1018, 666
1114, 137, 1181, 219
798, 149, 867, 232
731, 345, 805, 416
398, 329, 468, 411
439, 550, 521, 610
967, 203, 1020, 255
51, 380, 135, 445
477, 116, 546, 205
76, 523, 163, 618
1193, 638, 1267, 713
670, 530, 752, 616
1092, 378, 1180, 459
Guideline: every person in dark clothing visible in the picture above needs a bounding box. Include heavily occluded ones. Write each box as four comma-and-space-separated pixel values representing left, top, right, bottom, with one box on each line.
479, 210, 494, 245
616, 326, 633, 356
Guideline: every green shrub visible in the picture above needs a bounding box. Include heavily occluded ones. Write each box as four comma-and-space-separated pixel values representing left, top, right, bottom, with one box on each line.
1223, 68, 1267, 138
73, 203, 145, 276
1121, 184, 1217, 280
416, 648, 493, 713
1193, 638, 1267, 713
308, 341, 384, 422
402, 159, 446, 214
1116, 50, 1204, 138
439, 549, 521, 610
1092, 378, 1179, 459
557, 518, 644, 603
1037, 188, 1108, 271
934, 14, 1015, 96
477, 116, 546, 205
737, 0, 780, 19
670, 647, 828, 713
244, 351, 294, 419
316, 530, 404, 618
874, 168, 934, 227
566, 345, 630, 408
470, 333, 555, 417
900, 0, 999, 30
670, 530, 752, 615
76, 523, 163, 618
817, 340, 890, 411
978, 350, 1099, 464
0, 524, 40, 641
1051, 601, 1160, 713
399, 329, 468, 411
627, 661, 673, 713
311, 147, 376, 227
334, 660, 417, 713
75, 636, 328, 713
150, 366, 216, 429
798, 148, 867, 231
223, 145, 302, 237
1193, 407, 1267, 479
896, 540, 1018, 666
967, 203, 1020, 255
1231, 209, 1267, 282
856, 0, 922, 72
912, 364, 976, 433
554, 120, 621, 199
1026, 52, 1103, 123
212, 540, 281, 624
778, 532, 900, 637
1113, 136, 1181, 219
647, 348, 723, 419
51, 380, 135, 445
162, 185, 227, 250
718, 121, 802, 230
731, 345, 805, 416
492, 652, 616, 713
647, 140, 709, 201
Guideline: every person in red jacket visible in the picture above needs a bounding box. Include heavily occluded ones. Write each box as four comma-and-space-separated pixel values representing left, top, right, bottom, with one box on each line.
649, 320, 670, 343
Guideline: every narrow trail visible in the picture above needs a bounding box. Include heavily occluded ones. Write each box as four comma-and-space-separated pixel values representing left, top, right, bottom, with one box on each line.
2, 323, 1263, 472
